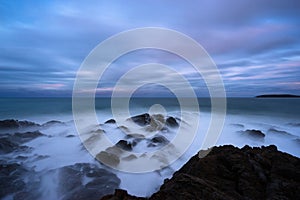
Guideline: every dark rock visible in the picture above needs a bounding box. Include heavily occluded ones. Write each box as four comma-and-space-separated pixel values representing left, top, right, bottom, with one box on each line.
0, 137, 19, 153
13, 131, 45, 143
151, 136, 168, 144
126, 134, 145, 139
242, 129, 265, 138
102, 145, 300, 200
147, 136, 169, 147
105, 119, 116, 124
287, 122, 300, 127
130, 113, 151, 126
231, 123, 244, 128
0, 162, 30, 199
101, 189, 145, 200
0, 119, 40, 130
42, 120, 64, 127
268, 128, 292, 136
116, 140, 133, 151
58, 163, 120, 200
0, 131, 39, 154
66, 134, 76, 138
0, 131, 44, 154
165, 117, 179, 128
256, 94, 300, 98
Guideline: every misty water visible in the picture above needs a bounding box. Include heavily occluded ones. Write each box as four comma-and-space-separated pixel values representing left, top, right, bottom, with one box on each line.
0, 98, 299, 199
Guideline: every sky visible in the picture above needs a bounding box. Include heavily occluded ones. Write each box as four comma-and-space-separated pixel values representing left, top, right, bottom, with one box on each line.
0, 0, 300, 97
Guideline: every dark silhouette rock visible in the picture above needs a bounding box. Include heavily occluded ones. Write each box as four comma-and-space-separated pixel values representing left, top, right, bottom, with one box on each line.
151, 136, 168, 144
66, 134, 75, 138
147, 136, 169, 147
256, 94, 300, 98
165, 117, 179, 128
116, 140, 133, 151
102, 145, 300, 200
242, 129, 265, 138
101, 189, 144, 200
105, 119, 116, 124
130, 113, 151, 126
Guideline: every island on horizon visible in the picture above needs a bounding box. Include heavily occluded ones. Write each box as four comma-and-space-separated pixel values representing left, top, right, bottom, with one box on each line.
256, 94, 300, 98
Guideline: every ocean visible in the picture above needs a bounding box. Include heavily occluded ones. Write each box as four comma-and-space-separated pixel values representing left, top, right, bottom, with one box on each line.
0, 97, 299, 199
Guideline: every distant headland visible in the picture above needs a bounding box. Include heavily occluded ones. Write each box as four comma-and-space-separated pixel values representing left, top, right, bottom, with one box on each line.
256, 94, 300, 98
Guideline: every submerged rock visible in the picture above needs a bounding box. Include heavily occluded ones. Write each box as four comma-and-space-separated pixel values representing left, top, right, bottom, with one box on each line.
42, 120, 64, 126
268, 128, 292, 136
102, 145, 300, 200
242, 129, 265, 138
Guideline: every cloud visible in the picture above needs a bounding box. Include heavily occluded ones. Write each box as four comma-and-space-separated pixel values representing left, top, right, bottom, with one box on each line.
0, 0, 300, 97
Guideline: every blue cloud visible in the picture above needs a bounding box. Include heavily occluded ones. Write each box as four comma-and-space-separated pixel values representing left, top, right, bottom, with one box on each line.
0, 0, 299, 97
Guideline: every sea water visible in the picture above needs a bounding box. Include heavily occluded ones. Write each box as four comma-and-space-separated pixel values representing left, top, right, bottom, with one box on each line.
0, 97, 299, 199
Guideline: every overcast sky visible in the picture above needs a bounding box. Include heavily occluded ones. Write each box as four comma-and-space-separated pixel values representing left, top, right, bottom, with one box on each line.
1, 0, 300, 97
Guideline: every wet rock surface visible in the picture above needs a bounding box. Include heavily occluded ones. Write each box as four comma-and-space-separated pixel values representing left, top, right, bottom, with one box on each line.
0, 131, 44, 153
147, 136, 169, 147
0, 161, 121, 200
58, 163, 120, 200
102, 145, 300, 200
116, 140, 135, 151
0, 119, 40, 130
0, 119, 121, 200
130, 113, 151, 126
165, 117, 179, 128
0, 160, 41, 200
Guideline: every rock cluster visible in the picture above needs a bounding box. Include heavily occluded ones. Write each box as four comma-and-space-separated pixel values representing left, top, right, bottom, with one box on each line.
102, 145, 300, 200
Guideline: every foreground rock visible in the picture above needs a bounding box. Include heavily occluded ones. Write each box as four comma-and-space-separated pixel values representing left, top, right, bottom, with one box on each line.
59, 163, 120, 200
102, 145, 300, 200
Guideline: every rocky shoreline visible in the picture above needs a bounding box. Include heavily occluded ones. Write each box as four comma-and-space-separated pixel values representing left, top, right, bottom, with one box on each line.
1, 118, 299, 199
102, 145, 300, 200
